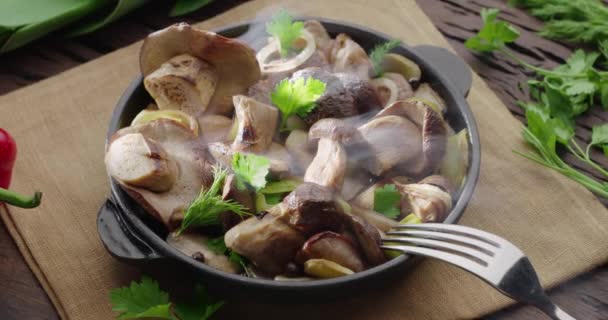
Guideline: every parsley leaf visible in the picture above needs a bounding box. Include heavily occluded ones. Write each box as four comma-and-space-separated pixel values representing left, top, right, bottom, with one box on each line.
590, 123, 608, 157
369, 39, 401, 77
465, 8, 519, 53
179, 166, 249, 234
266, 10, 303, 57
206, 236, 248, 271
110, 276, 173, 320
270, 77, 326, 130
231, 152, 270, 191
110, 276, 224, 320
373, 184, 401, 219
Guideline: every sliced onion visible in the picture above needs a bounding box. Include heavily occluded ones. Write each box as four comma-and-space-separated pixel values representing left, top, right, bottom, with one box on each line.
371, 77, 399, 108
256, 30, 316, 74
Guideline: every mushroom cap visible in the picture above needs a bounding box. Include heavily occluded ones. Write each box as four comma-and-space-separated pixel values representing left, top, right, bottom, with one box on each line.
304, 138, 348, 191
140, 23, 261, 115
296, 231, 365, 272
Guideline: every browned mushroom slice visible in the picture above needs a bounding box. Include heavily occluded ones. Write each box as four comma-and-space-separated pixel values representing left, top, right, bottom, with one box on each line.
225, 212, 306, 276
371, 72, 414, 108
279, 183, 343, 236
140, 23, 260, 115
330, 33, 373, 79
197, 114, 233, 143
304, 138, 347, 191
105, 133, 178, 192
374, 100, 447, 176
167, 232, 240, 273
144, 54, 217, 114
358, 115, 422, 176
343, 213, 386, 266
231, 95, 278, 153
396, 177, 452, 223
220, 174, 254, 232
105, 119, 212, 228
296, 231, 365, 272
308, 118, 360, 146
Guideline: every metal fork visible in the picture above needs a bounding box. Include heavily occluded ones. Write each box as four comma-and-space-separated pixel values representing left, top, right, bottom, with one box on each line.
381, 223, 575, 320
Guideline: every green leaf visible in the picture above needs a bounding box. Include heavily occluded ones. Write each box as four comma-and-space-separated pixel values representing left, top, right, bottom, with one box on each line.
170, 0, 213, 17
373, 184, 401, 219
591, 124, 608, 146
264, 193, 283, 205
231, 152, 270, 191
180, 166, 249, 233
0, 0, 104, 52
173, 285, 224, 320
369, 39, 401, 76
465, 8, 520, 53
266, 10, 303, 57
68, 0, 149, 37
600, 82, 608, 109
206, 236, 228, 255
110, 276, 174, 320
259, 179, 300, 194
270, 77, 326, 129
603, 145, 608, 158
564, 79, 596, 96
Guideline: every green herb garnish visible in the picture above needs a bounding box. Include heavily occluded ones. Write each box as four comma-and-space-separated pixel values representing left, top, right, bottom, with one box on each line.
231, 152, 271, 191
110, 276, 223, 320
266, 9, 304, 57
270, 77, 327, 130
179, 166, 249, 234
369, 39, 401, 77
373, 184, 402, 219
590, 124, 608, 158
206, 236, 247, 267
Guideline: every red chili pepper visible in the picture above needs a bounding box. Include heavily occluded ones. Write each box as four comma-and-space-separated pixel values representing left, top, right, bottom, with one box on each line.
0, 128, 41, 208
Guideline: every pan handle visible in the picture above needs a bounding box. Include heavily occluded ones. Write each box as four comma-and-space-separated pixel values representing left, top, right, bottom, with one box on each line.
97, 198, 163, 263
413, 45, 473, 97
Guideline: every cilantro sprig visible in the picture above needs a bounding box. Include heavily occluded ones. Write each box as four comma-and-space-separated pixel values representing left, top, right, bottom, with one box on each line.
373, 184, 402, 219
179, 166, 249, 234
270, 77, 327, 130
266, 10, 304, 57
465, 8, 608, 198
110, 276, 223, 320
231, 152, 271, 191
369, 39, 401, 77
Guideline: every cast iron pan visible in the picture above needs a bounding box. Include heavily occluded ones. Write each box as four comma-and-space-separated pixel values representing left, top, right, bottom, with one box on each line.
97, 18, 481, 302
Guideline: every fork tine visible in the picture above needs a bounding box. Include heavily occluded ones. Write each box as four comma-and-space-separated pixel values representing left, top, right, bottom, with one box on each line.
386, 230, 496, 256
381, 245, 486, 275
382, 237, 490, 263
393, 223, 504, 247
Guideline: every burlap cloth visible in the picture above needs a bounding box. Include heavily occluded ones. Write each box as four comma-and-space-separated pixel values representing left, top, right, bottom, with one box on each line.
1, 0, 607, 319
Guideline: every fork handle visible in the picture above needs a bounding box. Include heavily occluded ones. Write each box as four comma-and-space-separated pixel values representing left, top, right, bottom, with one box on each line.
529, 294, 576, 320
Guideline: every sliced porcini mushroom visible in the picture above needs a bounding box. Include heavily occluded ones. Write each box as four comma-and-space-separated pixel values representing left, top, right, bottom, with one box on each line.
132, 109, 199, 136
167, 232, 240, 273
296, 231, 365, 272
371, 72, 413, 108
304, 138, 347, 191
144, 54, 218, 115
105, 119, 212, 228
304, 20, 333, 59
380, 53, 421, 84
231, 95, 279, 153
413, 83, 447, 114
105, 133, 178, 192
197, 114, 233, 143
207, 141, 233, 168
350, 205, 398, 233
330, 33, 373, 79
303, 259, 354, 278
396, 178, 452, 223
341, 173, 369, 201
418, 174, 455, 196
220, 174, 254, 231
285, 129, 314, 173
357, 115, 422, 176
308, 118, 360, 146
140, 23, 261, 115
373, 100, 447, 176
225, 212, 306, 276
290, 68, 380, 125
439, 129, 469, 188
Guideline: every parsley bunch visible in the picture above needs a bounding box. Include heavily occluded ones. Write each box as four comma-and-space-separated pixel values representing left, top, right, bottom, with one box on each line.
466, 8, 608, 198
110, 276, 223, 320
179, 166, 249, 234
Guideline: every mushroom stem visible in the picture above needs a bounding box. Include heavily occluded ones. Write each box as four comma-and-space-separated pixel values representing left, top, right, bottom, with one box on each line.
256, 30, 316, 74
371, 77, 399, 108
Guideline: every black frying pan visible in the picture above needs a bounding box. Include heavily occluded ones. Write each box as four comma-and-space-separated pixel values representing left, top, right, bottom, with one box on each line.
97, 18, 481, 302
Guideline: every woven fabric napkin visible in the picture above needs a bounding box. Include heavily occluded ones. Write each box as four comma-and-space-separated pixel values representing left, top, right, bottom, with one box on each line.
1, 0, 607, 319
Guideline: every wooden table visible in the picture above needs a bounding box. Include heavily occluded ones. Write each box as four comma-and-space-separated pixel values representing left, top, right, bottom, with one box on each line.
1, 0, 607, 319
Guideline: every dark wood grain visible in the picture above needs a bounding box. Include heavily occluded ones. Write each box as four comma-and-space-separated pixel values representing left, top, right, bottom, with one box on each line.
0, 0, 607, 319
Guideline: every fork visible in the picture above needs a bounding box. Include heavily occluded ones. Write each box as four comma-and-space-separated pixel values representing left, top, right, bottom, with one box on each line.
380, 223, 576, 320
